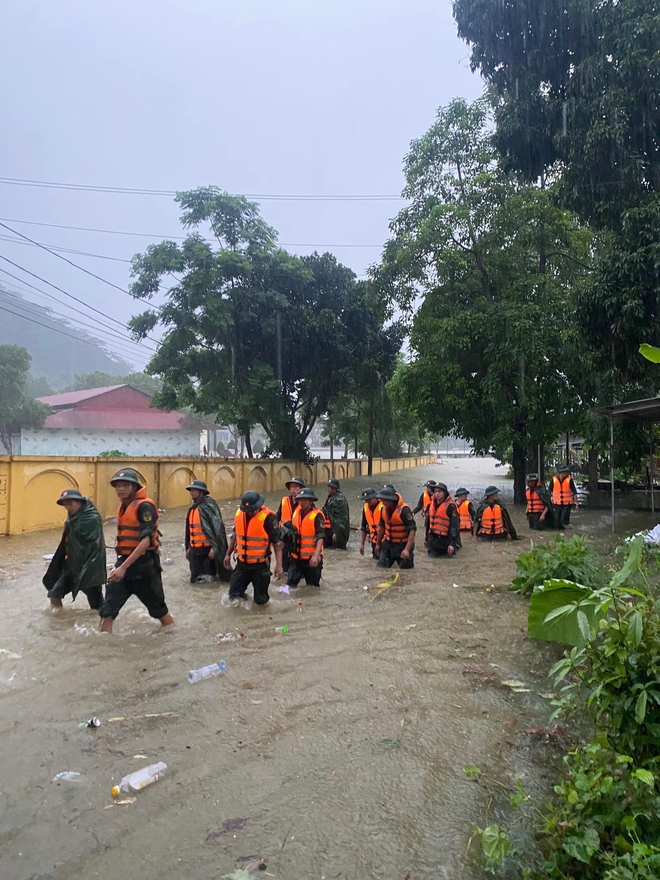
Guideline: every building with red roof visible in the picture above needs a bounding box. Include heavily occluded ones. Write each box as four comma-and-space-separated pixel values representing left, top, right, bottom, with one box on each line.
16, 385, 203, 457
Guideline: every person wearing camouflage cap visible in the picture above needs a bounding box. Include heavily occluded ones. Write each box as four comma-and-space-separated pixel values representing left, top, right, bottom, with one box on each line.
374, 486, 416, 569
43, 488, 107, 611
185, 480, 230, 584
525, 473, 556, 531
99, 469, 174, 633
322, 478, 350, 550
224, 491, 283, 605
472, 486, 518, 542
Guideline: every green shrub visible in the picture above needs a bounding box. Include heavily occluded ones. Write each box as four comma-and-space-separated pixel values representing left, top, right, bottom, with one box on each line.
511, 534, 603, 596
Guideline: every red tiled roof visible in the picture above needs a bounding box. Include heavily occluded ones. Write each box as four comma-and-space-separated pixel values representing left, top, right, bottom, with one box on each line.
37, 385, 129, 406
43, 408, 188, 430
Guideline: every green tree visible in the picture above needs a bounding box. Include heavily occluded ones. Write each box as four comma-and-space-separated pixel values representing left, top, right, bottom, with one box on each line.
0, 345, 52, 453
453, 0, 660, 404
376, 98, 592, 502
129, 187, 397, 461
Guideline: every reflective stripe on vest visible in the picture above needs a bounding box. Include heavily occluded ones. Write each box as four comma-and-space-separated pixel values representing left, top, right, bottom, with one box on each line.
234, 507, 272, 564
457, 499, 472, 531
552, 475, 573, 506
280, 495, 295, 525
116, 488, 159, 556
383, 505, 408, 543
292, 507, 324, 561
363, 501, 383, 543
526, 488, 546, 514
479, 504, 505, 536
428, 498, 452, 536
188, 506, 210, 549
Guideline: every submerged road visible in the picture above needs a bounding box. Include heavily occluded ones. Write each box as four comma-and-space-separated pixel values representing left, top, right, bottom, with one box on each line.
0, 460, 646, 880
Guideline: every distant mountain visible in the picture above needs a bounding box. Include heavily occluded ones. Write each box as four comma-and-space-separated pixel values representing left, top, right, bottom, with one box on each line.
0, 286, 133, 390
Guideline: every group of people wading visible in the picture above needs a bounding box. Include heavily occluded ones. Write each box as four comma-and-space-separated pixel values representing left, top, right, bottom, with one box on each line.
42, 464, 579, 626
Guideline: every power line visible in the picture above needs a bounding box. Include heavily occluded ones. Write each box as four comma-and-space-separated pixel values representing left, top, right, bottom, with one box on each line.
0, 176, 405, 201
0, 233, 131, 263
0, 284, 154, 363
0, 217, 383, 248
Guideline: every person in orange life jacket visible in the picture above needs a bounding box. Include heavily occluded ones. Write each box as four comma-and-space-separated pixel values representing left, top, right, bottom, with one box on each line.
43, 489, 106, 611
374, 486, 416, 569
552, 464, 579, 528
472, 486, 518, 542
286, 488, 325, 587
454, 488, 475, 532
99, 469, 174, 633
412, 480, 437, 516
359, 488, 384, 559
276, 476, 305, 573
425, 482, 461, 557
185, 480, 229, 584
322, 478, 350, 549
525, 473, 555, 531
224, 491, 283, 605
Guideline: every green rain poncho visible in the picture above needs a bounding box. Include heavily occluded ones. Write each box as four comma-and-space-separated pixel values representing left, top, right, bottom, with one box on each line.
186, 494, 230, 581
322, 490, 350, 549
42, 499, 107, 599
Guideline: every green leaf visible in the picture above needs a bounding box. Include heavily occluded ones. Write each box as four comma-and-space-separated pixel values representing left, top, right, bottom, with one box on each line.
478, 824, 510, 866
463, 764, 481, 778
632, 768, 654, 788
628, 611, 643, 648
528, 580, 604, 646
635, 690, 648, 724
562, 827, 601, 863
639, 343, 660, 363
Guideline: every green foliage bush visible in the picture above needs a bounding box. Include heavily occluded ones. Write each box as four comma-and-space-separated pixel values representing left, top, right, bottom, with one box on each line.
511, 534, 603, 596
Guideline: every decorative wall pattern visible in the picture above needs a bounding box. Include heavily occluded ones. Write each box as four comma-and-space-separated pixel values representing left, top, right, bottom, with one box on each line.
20, 428, 201, 457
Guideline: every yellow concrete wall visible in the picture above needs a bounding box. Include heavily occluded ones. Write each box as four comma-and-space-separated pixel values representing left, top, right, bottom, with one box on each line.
0, 455, 435, 535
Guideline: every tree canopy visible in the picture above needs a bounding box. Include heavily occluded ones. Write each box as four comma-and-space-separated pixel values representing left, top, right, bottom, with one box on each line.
129, 188, 401, 461
0, 345, 52, 454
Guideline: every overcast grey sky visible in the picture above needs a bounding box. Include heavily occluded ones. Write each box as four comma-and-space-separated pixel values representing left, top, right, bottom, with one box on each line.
1, 0, 481, 369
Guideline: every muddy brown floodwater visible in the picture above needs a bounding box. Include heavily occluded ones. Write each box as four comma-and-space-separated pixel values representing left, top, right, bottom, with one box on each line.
0, 460, 656, 880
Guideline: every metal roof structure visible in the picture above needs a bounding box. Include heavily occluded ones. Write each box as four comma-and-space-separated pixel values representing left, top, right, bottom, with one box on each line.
38, 385, 129, 408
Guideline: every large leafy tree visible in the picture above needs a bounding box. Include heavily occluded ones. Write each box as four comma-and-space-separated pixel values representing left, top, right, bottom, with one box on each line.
0, 345, 52, 453
129, 188, 400, 461
453, 0, 660, 401
376, 99, 592, 502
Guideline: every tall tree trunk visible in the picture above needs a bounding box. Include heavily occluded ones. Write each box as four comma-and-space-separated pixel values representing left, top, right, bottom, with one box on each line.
329, 414, 334, 465
354, 429, 359, 459
512, 427, 527, 505
588, 447, 599, 504
244, 429, 253, 459
367, 395, 375, 476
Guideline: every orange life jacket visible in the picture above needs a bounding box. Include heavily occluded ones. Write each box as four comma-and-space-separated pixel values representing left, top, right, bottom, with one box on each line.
457, 499, 473, 531
422, 490, 432, 511
428, 497, 453, 536
552, 475, 574, 506
526, 487, 546, 514
382, 504, 409, 544
280, 495, 296, 525
292, 506, 324, 561
363, 501, 383, 543
116, 487, 159, 557
479, 503, 505, 536
233, 506, 274, 564
188, 505, 211, 549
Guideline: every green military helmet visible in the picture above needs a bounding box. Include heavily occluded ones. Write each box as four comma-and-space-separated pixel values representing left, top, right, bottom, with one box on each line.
297, 488, 318, 501
56, 488, 85, 505
186, 479, 209, 494
285, 476, 306, 489
557, 464, 571, 473
326, 478, 341, 490
484, 485, 499, 498
239, 490, 265, 513
376, 486, 399, 502
425, 480, 437, 490
526, 473, 539, 482
110, 468, 142, 486
434, 482, 448, 493
360, 488, 378, 500
455, 487, 469, 497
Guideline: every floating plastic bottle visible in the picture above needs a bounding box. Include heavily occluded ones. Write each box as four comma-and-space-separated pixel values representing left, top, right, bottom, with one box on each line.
111, 762, 167, 797
78, 716, 101, 729
53, 771, 83, 783
275, 625, 289, 634
187, 659, 226, 684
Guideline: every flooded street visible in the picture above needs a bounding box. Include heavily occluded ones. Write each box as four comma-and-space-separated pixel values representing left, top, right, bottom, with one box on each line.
0, 460, 655, 880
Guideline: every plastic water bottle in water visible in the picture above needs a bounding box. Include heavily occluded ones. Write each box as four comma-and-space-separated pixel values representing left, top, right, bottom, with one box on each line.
111, 762, 167, 797
275, 625, 289, 634
187, 659, 226, 684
